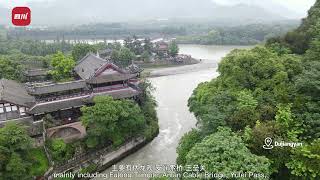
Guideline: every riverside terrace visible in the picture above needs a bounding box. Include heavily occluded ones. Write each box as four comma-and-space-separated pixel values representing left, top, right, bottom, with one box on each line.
0, 54, 143, 145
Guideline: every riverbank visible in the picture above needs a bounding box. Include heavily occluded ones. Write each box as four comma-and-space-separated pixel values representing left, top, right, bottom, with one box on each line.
141, 63, 202, 78
141, 44, 254, 77
41, 83, 160, 180
94, 45, 253, 180
139, 55, 200, 78
142, 58, 216, 78
44, 113, 160, 180
47, 56, 202, 179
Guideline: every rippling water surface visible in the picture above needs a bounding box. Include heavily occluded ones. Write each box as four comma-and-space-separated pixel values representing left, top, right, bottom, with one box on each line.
96, 45, 252, 180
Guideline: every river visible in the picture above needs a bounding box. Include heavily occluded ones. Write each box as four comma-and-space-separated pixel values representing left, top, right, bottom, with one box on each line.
96, 45, 252, 179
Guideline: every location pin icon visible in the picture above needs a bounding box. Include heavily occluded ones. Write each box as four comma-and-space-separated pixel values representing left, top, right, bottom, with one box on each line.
265, 137, 272, 146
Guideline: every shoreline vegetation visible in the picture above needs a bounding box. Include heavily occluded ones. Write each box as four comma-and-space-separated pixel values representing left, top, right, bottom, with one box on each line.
45, 80, 159, 179
177, 1, 320, 179
0, 12, 311, 180
175, 23, 299, 46
0, 30, 164, 179
0, 79, 159, 180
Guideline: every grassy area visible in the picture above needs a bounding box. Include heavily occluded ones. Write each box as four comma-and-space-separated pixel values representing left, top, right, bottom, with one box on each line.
28, 148, 49, 177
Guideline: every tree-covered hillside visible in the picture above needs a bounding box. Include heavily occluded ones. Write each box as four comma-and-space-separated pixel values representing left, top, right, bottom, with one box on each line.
179, 0, 320, 179
176, 23, 298, 45
267, 0, 320, 54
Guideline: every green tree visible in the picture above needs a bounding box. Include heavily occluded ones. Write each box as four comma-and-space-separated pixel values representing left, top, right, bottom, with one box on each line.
183, 1, 320, 179
47, 138, 75, 163
138, 80, 159, 140
176, 129, 202, 166
168, 41, 179, 57
0, 123, 32, 154
124, 36, 144, 55
0, 123, 33, 180
49, 138, 67, 162
72, 43, 96, 61
244, 121, 291, 173
295, 38, 320, 140
188, 46, 303, 133
275, 104, 302, 140
266, 1, 320, 54
266, 42, 292, 56
5, 153, 30, 180
111, 49, 120, 61
49, 51, 75, 82
185, 127, 271, 179
218, 47, 284, 90
228, 90, 259, 130
286, 139, 320, 179
118, 47, 135, 66
143, 38, 153, 53
0, 57, 23, 81
141, 51, 151, 62
303, 38, 320, 62
296, 61, 320, 100
81, 96, 146, 148
296, 38, 320, 101
124, 37, 134, 51
188, 83, 234, 134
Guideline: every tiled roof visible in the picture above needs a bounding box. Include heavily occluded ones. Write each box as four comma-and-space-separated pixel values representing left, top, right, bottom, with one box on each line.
74, 54, 108, 80
24, 69, 48, 77
27, 80, 87, 95
0, 79, 35, 107
28, 87, 140, 114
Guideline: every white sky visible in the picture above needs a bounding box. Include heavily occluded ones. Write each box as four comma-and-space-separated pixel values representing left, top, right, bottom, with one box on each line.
0, 0, 54, 7
212, 0, 316, 14
0, 0, 316, 15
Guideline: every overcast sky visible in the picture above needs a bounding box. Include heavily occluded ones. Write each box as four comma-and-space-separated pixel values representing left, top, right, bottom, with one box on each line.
211, 0, 316, 15
0, 0, 315, 15
0, 0, 316, 25
1, 0, 316, 14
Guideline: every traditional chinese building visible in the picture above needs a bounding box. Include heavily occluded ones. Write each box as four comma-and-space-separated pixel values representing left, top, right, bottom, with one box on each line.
24, 69, 49, 82
98, 48, 114, 60
155, 41, 169, 56
0, 54, 142, 143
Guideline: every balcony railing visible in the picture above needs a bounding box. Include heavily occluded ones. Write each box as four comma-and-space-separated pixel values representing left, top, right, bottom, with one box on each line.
93, 84, 128, 93
37, 91, 91, 103
36, 84, 138, 103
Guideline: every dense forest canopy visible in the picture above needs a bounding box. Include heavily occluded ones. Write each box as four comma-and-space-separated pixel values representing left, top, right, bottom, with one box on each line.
0, 17, 300, 83
6, 20, 298, 44
267, 0, 320, 54
180, 0, 320, 179
176, 22, 299, 45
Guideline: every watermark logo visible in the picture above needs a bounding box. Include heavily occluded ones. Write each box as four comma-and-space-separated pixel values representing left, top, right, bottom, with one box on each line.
263, 137, 274, 149
12, 7, 31, 26
262, 137, 303, 150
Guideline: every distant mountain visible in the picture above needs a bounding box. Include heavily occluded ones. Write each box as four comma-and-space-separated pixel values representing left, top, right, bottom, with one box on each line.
0, 0, 293, 26
211, 0, 302, 19
261, 2, 301, 19
209, 3, 283, 21
270, 0, 320, 54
